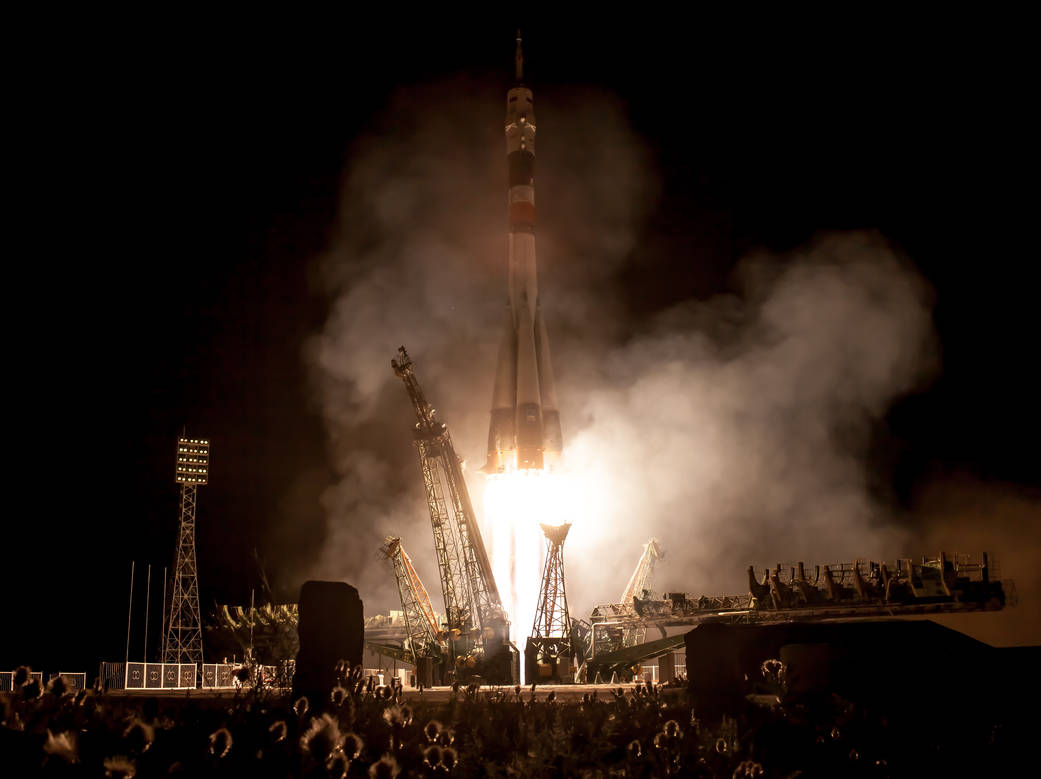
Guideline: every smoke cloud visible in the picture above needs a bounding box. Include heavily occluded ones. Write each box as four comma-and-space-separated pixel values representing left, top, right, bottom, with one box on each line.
562, 232, 937, 608
299, 76, 657, 615
297, 75, 1032, 645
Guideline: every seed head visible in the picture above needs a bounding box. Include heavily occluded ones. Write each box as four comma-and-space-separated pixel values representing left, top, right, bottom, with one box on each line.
22, 679, 43, 700
123, 719, 155, 754
47, 675, 68, 697
268, 720, 287, 743
441, 746, 458, 770
343, 731, 365, 760
208, 727, 232, 758
327, 750, 350, 779
330, 685, 348, 707
368, 755, 400, 778
300, 714, 344, 762
382, 704, 409, 727
423, 719, 443, 743
103, 755, 136, 778
43, 729, 78, 763
423, 744, 443, 767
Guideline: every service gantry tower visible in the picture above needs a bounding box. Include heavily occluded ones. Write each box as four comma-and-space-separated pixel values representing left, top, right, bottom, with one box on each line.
392, 346, 510, 672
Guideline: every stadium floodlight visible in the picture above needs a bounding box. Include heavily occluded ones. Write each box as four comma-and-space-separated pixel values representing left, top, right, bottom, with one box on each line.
175, 438, 210, 485
164, 432, 208, 668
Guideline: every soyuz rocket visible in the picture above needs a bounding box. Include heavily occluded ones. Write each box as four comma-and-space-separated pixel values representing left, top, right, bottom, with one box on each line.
482, 33, 563, 474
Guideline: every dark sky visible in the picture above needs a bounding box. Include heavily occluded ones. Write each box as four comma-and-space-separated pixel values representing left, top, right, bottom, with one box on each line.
4, 18, 1037, 673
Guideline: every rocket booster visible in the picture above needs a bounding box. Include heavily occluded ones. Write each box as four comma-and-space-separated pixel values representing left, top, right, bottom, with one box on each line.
482, 34, 563, 474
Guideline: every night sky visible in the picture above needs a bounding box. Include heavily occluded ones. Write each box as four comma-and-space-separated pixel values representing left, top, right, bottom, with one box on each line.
5, 18, 1037, 674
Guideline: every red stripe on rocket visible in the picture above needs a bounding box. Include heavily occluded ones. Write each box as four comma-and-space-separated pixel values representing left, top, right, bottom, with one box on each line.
482, 40, 562, 474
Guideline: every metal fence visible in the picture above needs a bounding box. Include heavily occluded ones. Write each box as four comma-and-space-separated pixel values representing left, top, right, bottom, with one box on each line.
124, 662, 197, 690
55, 672, 87, 691
0, 670, 44, 691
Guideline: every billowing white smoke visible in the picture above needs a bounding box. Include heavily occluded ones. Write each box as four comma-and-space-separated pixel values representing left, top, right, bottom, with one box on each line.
300, 75, 943, 626
562, 233, 938, 609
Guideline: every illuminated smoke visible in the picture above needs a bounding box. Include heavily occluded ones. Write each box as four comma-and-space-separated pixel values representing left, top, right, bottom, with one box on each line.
297, 75, 974, 646
298, 76, 651, 620
559, 232, 939, 611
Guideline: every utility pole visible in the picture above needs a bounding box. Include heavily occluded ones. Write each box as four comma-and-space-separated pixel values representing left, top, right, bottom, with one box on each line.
160, 566, 167, 658
125, 560, 135, 667
143, 564, 151, 661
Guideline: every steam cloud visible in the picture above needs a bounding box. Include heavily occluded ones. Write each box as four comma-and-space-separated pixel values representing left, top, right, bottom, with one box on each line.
296, 75, 1032, 643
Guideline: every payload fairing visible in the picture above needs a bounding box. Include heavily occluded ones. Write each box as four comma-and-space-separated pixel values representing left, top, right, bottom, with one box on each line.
482, 34, 563, 474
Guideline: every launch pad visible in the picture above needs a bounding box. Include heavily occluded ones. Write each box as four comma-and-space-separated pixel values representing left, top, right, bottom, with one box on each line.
213, 40, 1016, 690
97, 36, 1019, 698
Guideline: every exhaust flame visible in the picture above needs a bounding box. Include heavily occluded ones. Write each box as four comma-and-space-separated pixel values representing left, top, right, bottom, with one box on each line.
483, 467, 582, 683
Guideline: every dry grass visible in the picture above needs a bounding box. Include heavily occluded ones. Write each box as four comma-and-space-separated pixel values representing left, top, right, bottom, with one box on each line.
0, 660, 1031, 777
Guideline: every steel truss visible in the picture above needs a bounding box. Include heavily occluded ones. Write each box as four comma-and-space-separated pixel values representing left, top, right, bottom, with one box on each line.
392, 347, 508, 666
163, 483, 204, 664
381, 537, 443, 663
531, 523, 572, 650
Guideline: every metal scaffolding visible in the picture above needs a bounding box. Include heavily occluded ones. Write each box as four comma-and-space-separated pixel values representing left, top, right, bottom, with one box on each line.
526, 522, 573, 682
531, 522, 572, 643
392, 346, 509, 671
619, 538, 663, 648
380, 536, 443, 664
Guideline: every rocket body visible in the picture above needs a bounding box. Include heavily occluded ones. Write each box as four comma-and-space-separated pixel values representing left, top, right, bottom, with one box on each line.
483, 53, 563, 474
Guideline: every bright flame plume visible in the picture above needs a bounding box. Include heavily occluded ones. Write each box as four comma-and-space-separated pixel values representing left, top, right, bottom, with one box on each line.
482, 467, 583, 684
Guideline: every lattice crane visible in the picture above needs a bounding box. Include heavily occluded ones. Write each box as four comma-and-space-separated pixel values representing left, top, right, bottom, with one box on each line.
392, 346, 510, 668
379, 537, 444, 664
621, 538, 664, 606
620, 538, 664, 647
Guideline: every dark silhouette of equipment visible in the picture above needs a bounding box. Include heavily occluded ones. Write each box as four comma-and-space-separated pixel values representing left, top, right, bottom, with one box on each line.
638, 553, 1007, 624
292, 581, 363, 709
392, 346, 512, 681
526, 522, 573, 682
683, 619, 1027, 715
586, 551, 1009, 680
162, 434, 209, 666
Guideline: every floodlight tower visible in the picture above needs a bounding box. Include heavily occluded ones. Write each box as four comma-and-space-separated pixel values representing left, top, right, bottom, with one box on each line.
526, 522, 573, 682
162, 435, 209, 665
